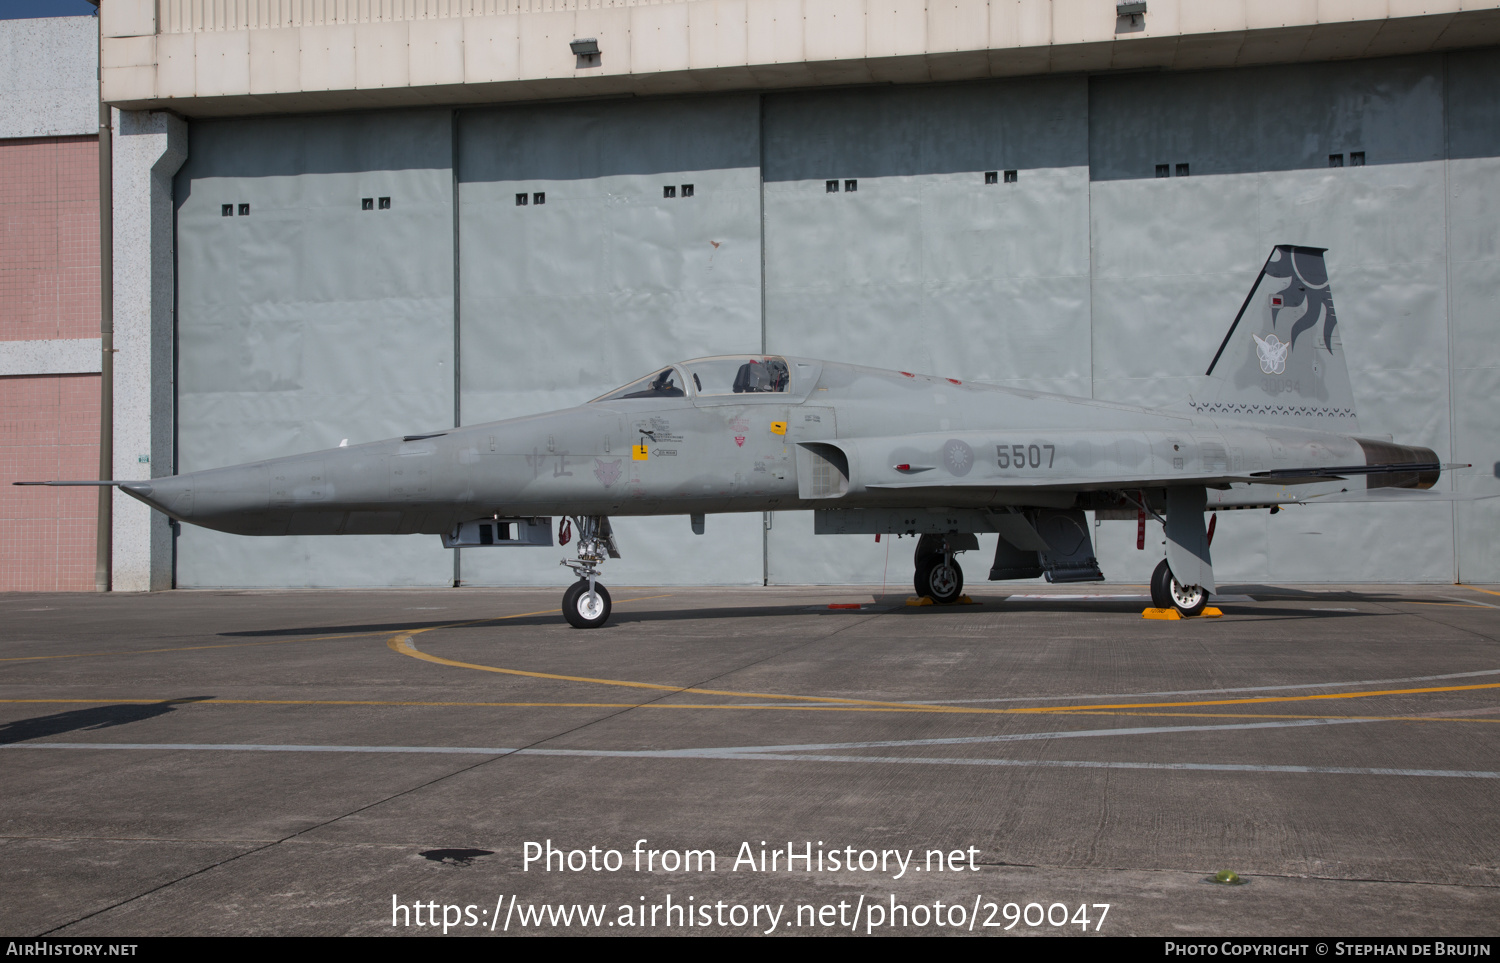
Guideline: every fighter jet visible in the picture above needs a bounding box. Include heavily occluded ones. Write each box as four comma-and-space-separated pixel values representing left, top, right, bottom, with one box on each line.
20, 246, 1474, 627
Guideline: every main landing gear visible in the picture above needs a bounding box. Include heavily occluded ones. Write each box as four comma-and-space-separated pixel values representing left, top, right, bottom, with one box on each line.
560, 515, 618, 628
1150, 558, 1209, 617
913, 534, 974, 604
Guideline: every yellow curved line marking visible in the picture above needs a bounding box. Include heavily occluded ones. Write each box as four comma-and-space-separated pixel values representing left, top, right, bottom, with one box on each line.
390, 630, 1500, 714
4, 698, 1499, 725
387, 631, 921, 707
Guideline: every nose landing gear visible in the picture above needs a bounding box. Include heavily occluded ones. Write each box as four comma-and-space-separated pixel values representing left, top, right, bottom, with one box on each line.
560, 516, 619, 628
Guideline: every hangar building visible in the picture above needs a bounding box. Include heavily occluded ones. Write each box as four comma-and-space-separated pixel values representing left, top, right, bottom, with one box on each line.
4, 1, 1500, 591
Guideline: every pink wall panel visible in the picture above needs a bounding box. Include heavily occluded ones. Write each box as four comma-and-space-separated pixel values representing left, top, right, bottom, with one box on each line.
0, 373, 100, 591
0, 135, 100, 342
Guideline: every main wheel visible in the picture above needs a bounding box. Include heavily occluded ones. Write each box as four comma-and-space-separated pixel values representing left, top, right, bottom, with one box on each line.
562, 580, 612, 628
914, 555, 964, 604
1150, 559, 1173, 609
1151, 559, 1208, 616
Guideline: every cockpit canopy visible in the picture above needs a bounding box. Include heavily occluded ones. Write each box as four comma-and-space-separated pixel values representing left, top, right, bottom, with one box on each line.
591, 356, 791, 402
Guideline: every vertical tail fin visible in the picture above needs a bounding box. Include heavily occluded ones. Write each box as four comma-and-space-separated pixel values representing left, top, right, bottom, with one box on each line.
1191, 245, 1359, 430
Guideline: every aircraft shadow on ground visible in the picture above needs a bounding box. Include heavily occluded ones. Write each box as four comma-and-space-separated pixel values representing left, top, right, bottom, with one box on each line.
0, 697, 214, 745
220, 619, 502, 638
209, 590, 1455, 639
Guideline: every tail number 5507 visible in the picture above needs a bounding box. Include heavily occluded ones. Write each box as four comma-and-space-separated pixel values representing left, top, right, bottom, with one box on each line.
996, 443, 1055, 469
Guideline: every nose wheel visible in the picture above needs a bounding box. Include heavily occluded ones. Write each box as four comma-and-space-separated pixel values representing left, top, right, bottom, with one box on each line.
559, 515, 619, 628
563, 579, 612, 629
1150, 558, 1209, 617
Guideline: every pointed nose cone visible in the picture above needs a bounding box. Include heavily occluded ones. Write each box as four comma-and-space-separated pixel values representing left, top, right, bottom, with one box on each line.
118, 474, 195, 520
120, 464, 273, 535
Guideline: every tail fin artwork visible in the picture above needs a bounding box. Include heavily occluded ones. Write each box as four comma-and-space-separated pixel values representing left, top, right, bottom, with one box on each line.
1191, 245, 1359, 431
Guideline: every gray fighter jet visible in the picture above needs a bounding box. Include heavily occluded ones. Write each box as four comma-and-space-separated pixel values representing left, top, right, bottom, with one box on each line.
21, 246, 1471, 627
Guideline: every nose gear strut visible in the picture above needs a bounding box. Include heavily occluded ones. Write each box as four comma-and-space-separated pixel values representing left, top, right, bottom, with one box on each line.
559, 515, 619, 628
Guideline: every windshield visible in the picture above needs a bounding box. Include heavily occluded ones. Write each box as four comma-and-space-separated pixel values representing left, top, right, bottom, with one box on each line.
590, 366, 688, 403
684, 356, 790, 395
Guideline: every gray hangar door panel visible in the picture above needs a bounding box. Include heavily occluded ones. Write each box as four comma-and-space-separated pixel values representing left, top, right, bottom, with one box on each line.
1087, 56, 1455, 585
174, 110, 457, 588
760, 79, 1092, 585
456, 96, 764, 586
1446, 49, 1500, 583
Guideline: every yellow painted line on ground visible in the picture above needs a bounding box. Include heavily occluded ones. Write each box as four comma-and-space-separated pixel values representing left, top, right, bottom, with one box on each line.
4, 700, 1499, 724
390, 630, 1500, 714
1047, 709, 1500, 724
388, 628, 921, 707
1463, 586, 1500, 598
1407, 601, 1493, 609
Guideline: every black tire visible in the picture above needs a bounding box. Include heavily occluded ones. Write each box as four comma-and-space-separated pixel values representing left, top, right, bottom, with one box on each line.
1151, 559, 1208, 616
562, 580, 612, 628
1150, 559, 1173, 609
915, 555, 964, 604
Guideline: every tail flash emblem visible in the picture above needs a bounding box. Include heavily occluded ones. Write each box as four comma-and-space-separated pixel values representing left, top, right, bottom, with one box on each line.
1253, 333, 1289, 375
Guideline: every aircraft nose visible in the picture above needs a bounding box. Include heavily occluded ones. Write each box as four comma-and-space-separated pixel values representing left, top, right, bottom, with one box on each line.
118, 473, 197, 520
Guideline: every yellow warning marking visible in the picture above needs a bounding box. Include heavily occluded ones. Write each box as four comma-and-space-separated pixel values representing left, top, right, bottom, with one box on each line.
770, 422, 787, 435
632, 445, 649, 461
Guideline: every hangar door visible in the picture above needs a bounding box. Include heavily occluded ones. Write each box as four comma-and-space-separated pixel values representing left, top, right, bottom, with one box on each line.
760, 79, 1092, 585
174, 110, 457, 588
455, 96, 765, 587
1087, 56, 1461, 584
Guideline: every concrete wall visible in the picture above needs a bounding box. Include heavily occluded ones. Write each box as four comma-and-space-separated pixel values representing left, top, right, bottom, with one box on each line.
100, 0, 1500, 119
170, 49, 1500, 588
0, 17, 97, 140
